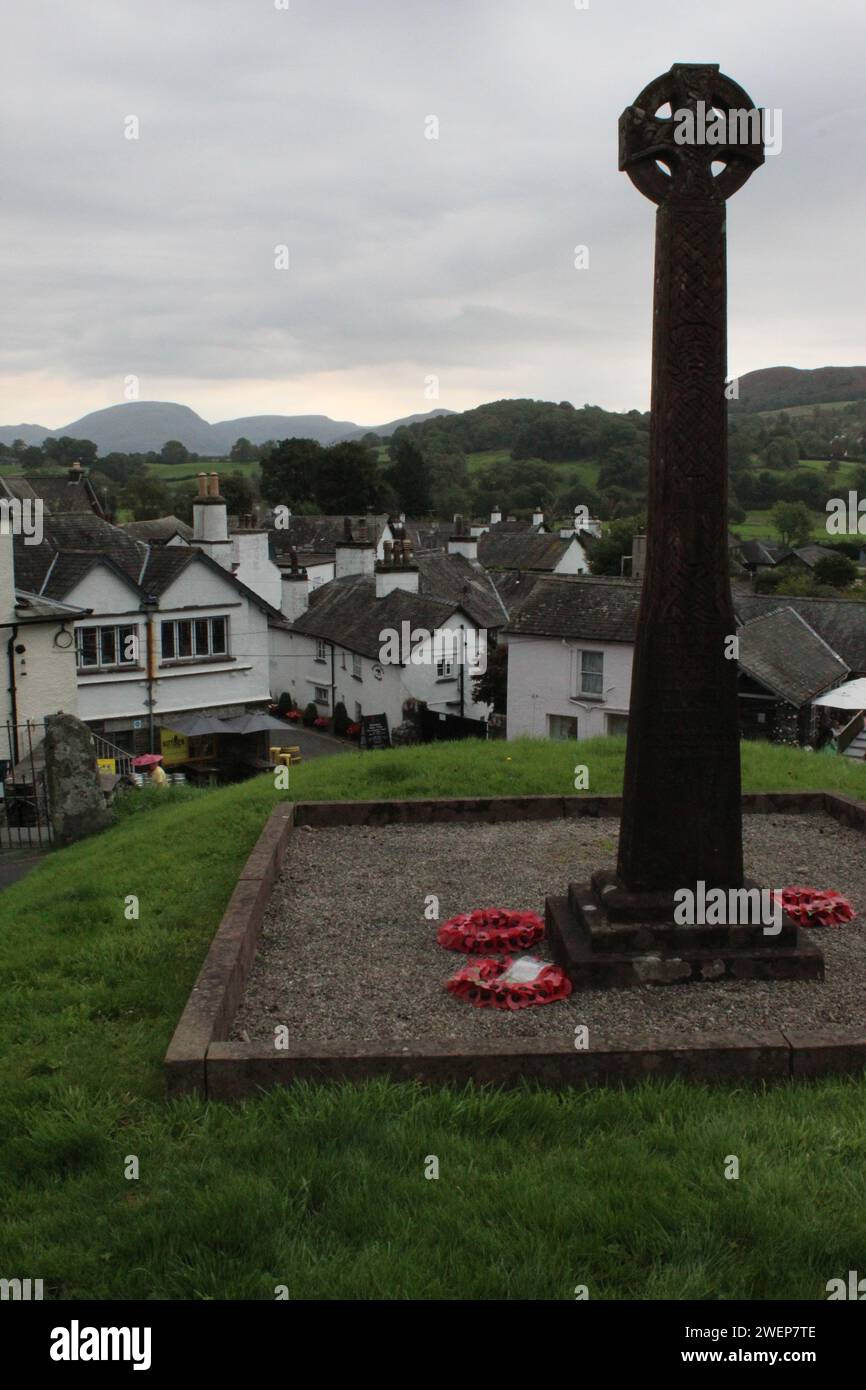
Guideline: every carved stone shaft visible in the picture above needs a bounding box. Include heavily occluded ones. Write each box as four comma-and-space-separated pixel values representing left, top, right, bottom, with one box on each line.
615, 64, 763, 892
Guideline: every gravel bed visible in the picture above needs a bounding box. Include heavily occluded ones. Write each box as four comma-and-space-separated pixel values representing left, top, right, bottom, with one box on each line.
231, 815, 866, 1044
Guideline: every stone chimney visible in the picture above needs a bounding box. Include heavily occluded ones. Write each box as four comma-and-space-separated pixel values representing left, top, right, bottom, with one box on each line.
490, 503, 502, 526
67, 460, 84, 484
532, 505, 544, 528
191, 471, 231, 568
447, 514, 478, 562
335, 516, 376, 579
280, 549, 310, 621
375, 535, 419, 597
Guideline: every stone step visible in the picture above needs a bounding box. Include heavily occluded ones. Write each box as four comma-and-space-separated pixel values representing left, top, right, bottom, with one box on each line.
567, 881, 799, 950
545, 896, 824, 989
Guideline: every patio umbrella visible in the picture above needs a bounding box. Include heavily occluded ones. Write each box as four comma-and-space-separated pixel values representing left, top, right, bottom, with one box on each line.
132, 753, 163, 768
221, 711, 298, 735
813, 678, 866, 710
161, 713, 234, 736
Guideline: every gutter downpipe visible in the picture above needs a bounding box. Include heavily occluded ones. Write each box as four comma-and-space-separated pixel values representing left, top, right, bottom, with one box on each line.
6, 624, 19, 762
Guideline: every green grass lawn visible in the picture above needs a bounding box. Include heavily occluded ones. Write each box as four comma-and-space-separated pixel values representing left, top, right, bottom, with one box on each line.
3, 737, 866, 1299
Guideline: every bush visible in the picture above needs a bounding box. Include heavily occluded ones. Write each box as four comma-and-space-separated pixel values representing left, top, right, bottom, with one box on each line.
333, 701, 350, 737
754, 568, 783, 593
302, 702, 318, 726
277, 691, 295, 714
813, 552, 858, 590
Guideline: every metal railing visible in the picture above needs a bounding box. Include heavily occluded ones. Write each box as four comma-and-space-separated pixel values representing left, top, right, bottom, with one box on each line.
0, 720, 53, 849
837, 709, 865, 756
91, 734, 134, 779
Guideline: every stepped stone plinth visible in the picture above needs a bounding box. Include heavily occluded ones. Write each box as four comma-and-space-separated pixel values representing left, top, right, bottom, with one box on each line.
546, 875, 824, 989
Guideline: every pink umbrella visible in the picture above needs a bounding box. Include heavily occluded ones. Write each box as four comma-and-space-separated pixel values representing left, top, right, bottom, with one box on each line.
132, 754, 163, 768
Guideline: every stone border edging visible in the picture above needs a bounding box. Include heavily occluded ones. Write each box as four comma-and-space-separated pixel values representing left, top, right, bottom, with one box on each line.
164, 789, 866, 1099
164, 802, 294, 1097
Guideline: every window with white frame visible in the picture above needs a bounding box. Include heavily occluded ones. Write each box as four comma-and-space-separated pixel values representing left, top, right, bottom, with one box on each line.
352, 653, 362, 679
579, 649, 604, 698
549, 714, 578, 740
436, 655, 455, 680
161, 615, 228, 662
313, 686, 329, 705
77, 623, 139, 671
315, 638, 327, 663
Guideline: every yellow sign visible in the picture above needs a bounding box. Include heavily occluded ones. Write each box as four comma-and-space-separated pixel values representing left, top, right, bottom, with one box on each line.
97, 757, 116, 773
160, 729, 189, 765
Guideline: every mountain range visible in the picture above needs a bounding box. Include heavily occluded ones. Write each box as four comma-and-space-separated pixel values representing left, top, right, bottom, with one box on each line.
0, 402, 455, 454
2, 365, 864, 456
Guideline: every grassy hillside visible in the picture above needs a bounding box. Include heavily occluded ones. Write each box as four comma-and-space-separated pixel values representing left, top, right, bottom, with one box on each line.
3, 737, 866, 1299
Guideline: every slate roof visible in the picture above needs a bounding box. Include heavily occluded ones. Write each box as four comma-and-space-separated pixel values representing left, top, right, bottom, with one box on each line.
486, 518, 537, 536
489, 570, 546, 622
403, 520, 451, 553
269, 513, 390, 556
780, 544, 837, 570
735, 595, 866, 675
735, 539, 790, 567
414, 552, 507, 628
275, 550, 334, 569
0, 474, 104, 517
122, 515, 193, 543
290, 576, 460, 660
477, 532, 574, 572
11, 512, 281, 617
737, 607, 848, 706
503, 575, 642, 642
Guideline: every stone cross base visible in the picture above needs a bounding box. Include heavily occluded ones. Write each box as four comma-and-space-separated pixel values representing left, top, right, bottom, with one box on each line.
545, 874, 824, 988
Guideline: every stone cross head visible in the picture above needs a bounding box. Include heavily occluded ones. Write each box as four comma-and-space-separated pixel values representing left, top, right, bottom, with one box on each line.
619, 63, 764, 204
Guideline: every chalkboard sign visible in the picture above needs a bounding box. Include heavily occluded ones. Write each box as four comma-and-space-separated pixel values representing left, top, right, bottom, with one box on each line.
360, 713, 390, 750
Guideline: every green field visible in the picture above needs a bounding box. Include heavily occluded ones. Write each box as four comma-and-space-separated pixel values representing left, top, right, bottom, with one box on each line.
144, 457, 260, 482
734, 509, 830, 543
3, 737, 866, 1299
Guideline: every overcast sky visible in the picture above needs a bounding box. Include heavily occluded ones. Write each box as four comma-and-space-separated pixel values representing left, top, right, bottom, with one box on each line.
2, 0, 865, 429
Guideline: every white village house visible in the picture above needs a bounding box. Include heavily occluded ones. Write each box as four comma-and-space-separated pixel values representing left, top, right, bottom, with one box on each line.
503, 576, 637, 740
271, 524, 505, 739
8, 472, 287, 758
504, 574, 857, 746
